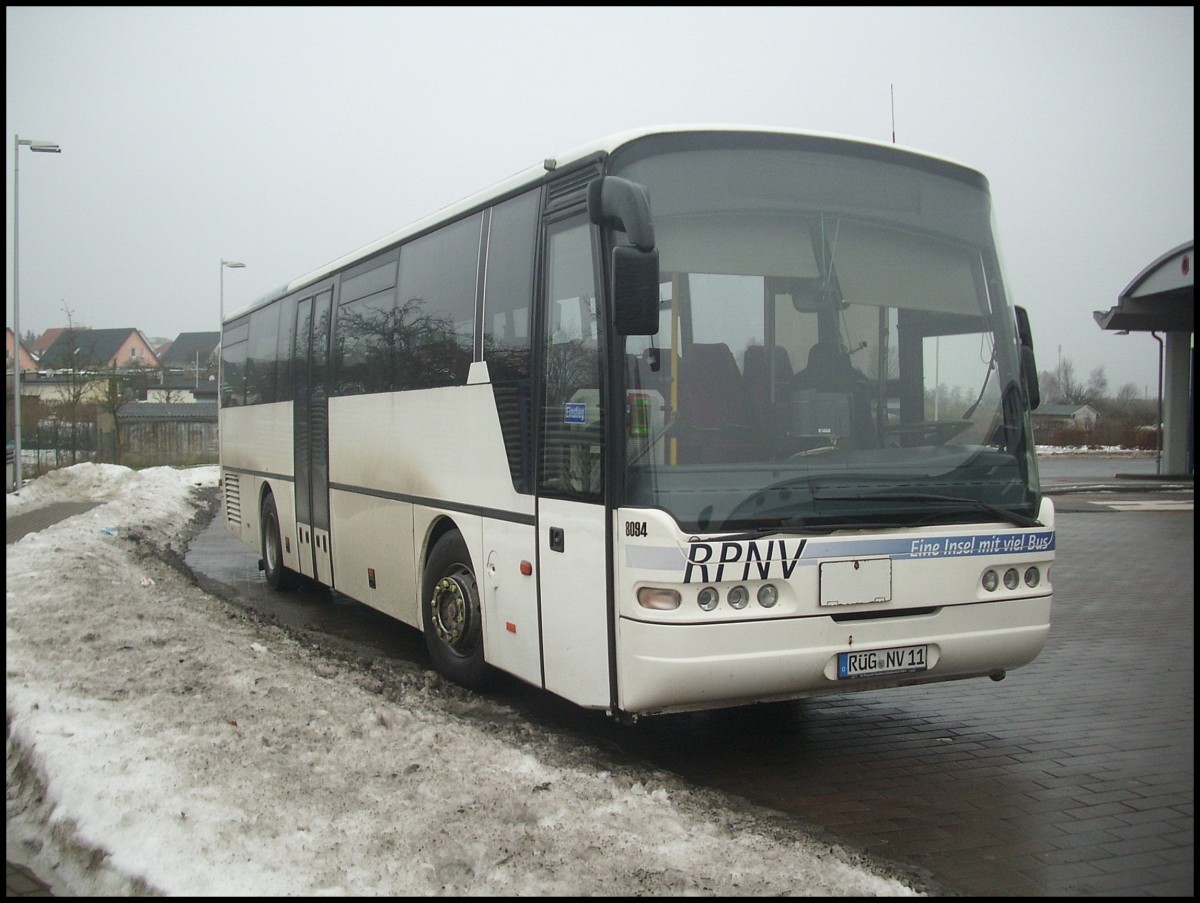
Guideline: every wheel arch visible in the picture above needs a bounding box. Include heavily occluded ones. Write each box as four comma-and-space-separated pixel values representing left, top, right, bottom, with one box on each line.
256, 479, 278, 553
258, 478, 277, 512
419, 518, 492, 689
256, 478, 300, 577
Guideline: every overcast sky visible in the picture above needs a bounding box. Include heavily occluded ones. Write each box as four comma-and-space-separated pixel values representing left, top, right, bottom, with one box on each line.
7, 463, 919, 895
5, 6, 1193, 395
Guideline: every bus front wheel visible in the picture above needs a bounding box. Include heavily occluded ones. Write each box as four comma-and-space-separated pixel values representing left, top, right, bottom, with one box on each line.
422, 531, 491, 690
260, 493, 298, 591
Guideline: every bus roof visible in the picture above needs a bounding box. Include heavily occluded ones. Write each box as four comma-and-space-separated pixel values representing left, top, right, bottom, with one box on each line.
231, 124, 979, 321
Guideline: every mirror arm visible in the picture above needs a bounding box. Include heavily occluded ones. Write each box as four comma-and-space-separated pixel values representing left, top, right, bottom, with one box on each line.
588, 177, 655, 251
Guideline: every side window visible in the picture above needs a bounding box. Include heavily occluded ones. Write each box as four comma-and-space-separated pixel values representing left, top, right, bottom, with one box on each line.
220, 320, 250, 408
483, 190, 539, 492
538, 218, 603, 500
334, 252, 399, 396
395, 213, 482, 390
245, 303, 281, 405
275, 294, 296, 403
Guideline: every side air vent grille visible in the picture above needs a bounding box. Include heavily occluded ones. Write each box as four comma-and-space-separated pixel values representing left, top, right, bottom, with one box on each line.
544, 162, 602, 215
223, 473, 241, 526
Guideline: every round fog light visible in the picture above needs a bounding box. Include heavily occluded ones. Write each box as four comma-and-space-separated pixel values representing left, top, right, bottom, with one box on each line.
697, 586, 719, 611
982, 569, 999, 592
757, 584, 779, 608
1003, 568, 1020, 590
728, 586, 749, 609
1024, 566, 1040, 587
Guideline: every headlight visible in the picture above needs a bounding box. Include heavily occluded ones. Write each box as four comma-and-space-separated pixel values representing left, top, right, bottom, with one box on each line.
637, 587, 681, 610
728, 586, 750, 609
982, 569, 999, 592
757, 584, 779, 608
1024, 566, 1040, 587
697, 587, 719, 611
1003, 568, 1020, 590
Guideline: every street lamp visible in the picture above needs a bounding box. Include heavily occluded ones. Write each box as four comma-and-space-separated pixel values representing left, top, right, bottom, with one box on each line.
12, 135, 62, 496
219, 259, 246, 325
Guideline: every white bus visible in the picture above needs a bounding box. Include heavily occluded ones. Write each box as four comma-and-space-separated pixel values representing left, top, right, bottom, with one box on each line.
219, 125, 1054, 718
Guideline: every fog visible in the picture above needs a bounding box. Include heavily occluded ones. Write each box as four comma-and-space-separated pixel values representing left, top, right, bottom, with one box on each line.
6, 7, 1194, 394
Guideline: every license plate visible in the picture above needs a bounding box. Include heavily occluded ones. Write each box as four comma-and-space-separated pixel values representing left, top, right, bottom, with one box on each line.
837, 644, 928, 679
820, 557, 891, 606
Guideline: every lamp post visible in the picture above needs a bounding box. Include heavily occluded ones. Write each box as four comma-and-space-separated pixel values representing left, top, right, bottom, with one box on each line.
219, 259, 246, 326
12, 135, 62, 495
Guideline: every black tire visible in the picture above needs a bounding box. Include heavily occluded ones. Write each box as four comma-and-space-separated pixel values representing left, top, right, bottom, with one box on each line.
260, 493, 298, 591
422, 531, 491, 690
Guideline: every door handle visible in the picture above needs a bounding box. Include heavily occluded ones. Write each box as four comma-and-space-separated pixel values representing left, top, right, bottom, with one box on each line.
549, 527, 565, 553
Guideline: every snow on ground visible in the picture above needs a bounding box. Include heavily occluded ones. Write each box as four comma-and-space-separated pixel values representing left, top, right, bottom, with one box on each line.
7, 464, 921, 896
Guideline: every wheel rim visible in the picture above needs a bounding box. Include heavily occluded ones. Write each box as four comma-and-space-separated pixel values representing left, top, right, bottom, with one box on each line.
430, 569, 477, 655
264, 511, 280, 573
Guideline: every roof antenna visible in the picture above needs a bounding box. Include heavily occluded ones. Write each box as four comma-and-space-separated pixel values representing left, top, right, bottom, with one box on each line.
890, 83, 896, 144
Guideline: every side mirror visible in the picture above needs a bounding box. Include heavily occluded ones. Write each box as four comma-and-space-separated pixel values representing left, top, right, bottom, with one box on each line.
1014, 306, 1041, 410
612, 245, 660, 335
589, 176, 660, 335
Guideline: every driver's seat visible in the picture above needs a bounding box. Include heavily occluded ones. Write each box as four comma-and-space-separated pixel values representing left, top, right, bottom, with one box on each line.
792, 342, 878, 448
676, 343, 766, 464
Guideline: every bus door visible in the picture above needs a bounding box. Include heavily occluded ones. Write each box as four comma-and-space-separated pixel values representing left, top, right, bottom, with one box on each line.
535, 215, 612, 708
292, 287, 335, 585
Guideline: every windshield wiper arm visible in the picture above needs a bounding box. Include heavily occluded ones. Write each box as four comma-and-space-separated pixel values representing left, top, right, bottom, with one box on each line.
703, 520, 809, 542
813, 492, 1042, 528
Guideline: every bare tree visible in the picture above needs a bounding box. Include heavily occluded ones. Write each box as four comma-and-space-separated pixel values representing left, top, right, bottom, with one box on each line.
1094, 382, 1155, 430
1040, 358, 1108, 407
98, 361, 139, 464
1082, 367, 1109, 406
1056, 358, 1083, 404
157, 384, 185, 405
53, 305, 102, 465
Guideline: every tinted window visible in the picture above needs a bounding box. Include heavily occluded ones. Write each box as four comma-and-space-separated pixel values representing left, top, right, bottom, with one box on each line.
484, 192, 537, 375
275, 294, 297, 403
395, 212, 482, 390
484, 190, 538, 490
336, 289, 400, 395
538, 218, 603, 500
341, 255, 398, 304
335, 253, 400, 396
245, 303, 281, 405
220, 320, 250, 408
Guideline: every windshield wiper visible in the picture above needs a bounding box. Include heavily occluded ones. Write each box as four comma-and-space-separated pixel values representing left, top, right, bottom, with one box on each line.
701, 519, 810, 542
812, 492, 1042, 528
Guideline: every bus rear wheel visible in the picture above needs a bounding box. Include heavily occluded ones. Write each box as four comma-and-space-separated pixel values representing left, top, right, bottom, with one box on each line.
260, 493, 298, 591
422, 531, 491, 690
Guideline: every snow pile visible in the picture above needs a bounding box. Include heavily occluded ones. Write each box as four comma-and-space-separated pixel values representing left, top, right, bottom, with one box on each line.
7, 464, 920, 896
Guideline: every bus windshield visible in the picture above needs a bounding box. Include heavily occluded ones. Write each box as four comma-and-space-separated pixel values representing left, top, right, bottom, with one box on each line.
613, 136, 1041, 534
